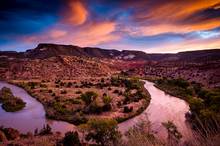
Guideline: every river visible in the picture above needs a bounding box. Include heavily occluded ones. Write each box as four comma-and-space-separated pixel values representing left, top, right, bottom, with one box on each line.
119, 80, 193, 140
0, 80, 192, 139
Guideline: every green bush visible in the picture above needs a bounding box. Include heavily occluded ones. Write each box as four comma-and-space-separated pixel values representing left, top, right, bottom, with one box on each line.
85, 119, 121, 145
102, 95, 112, 105
85, 100, 103, 114
80, 91, 98, 105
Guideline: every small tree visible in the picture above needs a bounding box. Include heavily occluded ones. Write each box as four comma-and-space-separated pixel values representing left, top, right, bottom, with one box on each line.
85, 119, 121, 146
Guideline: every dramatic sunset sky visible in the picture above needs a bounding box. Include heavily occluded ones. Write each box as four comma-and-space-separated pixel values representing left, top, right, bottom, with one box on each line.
1, 0, 220, 53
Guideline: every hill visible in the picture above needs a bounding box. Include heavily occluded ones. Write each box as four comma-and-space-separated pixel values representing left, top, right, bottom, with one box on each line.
0, 43, 220, 87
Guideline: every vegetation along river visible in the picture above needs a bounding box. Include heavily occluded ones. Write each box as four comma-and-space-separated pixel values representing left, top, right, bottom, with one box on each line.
0, 80, 192, 139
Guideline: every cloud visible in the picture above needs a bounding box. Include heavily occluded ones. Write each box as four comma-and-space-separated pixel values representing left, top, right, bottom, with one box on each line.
50, 30, 67, 39
21, 21, 120, 47
71, 21, 120, 46
126, 0, 220, 36
128, 19, 220, 36
64, 0, 88, 25
1, 0, 220, 53
145, 37, 220, 53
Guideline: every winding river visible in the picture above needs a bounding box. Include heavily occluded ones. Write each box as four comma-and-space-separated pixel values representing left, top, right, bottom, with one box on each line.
0, 80, 192, 139
119, 81, 193, 140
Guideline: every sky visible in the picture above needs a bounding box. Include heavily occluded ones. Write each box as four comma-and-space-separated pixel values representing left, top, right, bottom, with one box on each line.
0, 0, 220, 53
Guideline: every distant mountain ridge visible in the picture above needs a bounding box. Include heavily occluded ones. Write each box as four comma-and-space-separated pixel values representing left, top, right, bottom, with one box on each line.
0, 43, 220, 62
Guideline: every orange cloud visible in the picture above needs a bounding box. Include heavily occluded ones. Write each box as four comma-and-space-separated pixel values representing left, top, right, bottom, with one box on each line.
71, 22, 120, 46
21, 21, 120, 47
50, 30, 67, 39
65, 0, 88, 25
140, 0, 220, 22
129, 0, 220, 36
132, 19, 220, 36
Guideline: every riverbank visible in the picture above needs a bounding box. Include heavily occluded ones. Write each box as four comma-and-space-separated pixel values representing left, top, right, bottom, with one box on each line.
154, 78, 220, 132
8, 77, 151, 126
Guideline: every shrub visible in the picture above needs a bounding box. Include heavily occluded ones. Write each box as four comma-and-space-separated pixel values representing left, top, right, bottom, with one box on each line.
85, 119, 121, 145
103, 95, 112, 105
124, 78, 141, 90
75, 90, 82, 94
0, 87, 13, 101
39, 124, 52, 135
62, 131, 81, 146
66, 82, 72, 88
1, 127, 20, 140
102, 104, 112, 111
67, 99, 81, 104
123, 106, 133, 113
111, 77, 121, 87
27, 82, 38, 89
84, 100, 103, 114
162, 121, 182, 143
189, 98, 204, 113
72, 113, 88, 125
40, 84, 47, 88
55, 80, 61, 84
60, 82, 65, 87
61, 90, 67, 94
80, 91, 98, 105
113, 89, 119, 94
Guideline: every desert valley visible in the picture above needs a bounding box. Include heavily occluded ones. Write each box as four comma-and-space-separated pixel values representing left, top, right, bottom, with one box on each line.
0, 43, 219, 146
1, 0, 220, 146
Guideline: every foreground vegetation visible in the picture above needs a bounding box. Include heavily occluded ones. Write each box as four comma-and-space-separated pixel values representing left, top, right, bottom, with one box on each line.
0, 87, 26, 112
155, 78, 220, 133
11, 76, 150, 125
1, 118, 219, 146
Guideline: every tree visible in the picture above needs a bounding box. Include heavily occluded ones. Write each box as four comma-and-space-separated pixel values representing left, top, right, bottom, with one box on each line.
85, 119, 121, 146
